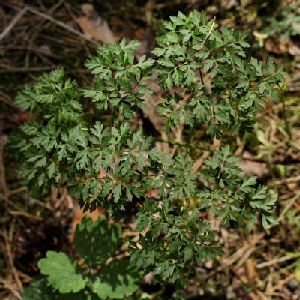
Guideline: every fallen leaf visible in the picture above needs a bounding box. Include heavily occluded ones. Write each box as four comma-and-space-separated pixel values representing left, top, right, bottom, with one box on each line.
289, 43, 300, 56
76, 4, 115, 43
265, 37, 289, 55
220, 0, 237, 9
145, 189, 159, 199
265, 37, 300, 56
238, 151, 269, 177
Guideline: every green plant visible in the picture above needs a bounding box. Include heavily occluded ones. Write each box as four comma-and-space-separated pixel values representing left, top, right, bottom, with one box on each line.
15, 10, 284, 298
282, 252, 300, 284
262, 1, 300, 38
23, 216, 139, 299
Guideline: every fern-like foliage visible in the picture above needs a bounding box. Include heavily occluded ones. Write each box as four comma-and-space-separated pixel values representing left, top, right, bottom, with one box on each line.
84, 39, 154, 120
15, 10, 285, 296
152, 11, 282, 135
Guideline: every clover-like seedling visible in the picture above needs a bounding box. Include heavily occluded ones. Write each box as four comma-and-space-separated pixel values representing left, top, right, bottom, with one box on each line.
23, 216, 139, 300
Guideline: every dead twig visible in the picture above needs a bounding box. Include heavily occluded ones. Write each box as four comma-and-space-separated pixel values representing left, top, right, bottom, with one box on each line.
274, 175, 300, 185
8, 210, 43, 221
0, 7, 27, 41
267, 273, 295, 295
257, 255, 296, 269
205, 234, 264, 279
279, 192, 300, 221
0, 135, 8, 210
24, 0, 65, 66
0, 278, 22, 300
24, 6, 97, 44
2, 230, 22, 298
0, 91, 20, 110
0, 66, 57, 73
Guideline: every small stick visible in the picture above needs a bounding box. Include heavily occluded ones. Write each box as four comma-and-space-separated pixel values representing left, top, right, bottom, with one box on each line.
267, 273, 295, 294
3, 231, 22, 296
0, 135, 8, 210
25, 6, 97, 44
0, 91, 20, 109
0, 66, 57, 73
279, 192, 300, 221
0, 7, 27, 41
257, 255, 296, 269
274, 175, 300, 185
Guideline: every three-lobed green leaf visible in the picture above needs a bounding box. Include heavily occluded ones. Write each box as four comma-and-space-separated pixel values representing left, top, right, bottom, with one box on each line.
38, 251, 87, 293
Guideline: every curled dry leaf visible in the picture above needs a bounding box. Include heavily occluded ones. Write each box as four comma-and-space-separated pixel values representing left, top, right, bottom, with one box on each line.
76, 4, 115, 43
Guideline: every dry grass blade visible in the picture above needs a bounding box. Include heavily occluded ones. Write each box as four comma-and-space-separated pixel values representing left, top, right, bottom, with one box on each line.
2, 230, 22, 299
0, 135, 8, 209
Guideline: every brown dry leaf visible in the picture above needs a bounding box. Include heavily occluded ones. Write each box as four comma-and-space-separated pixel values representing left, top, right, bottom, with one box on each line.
287, 74, 300, 92
76, 4, 115, 43
265, 37, 300, 57
287, 182, 297, 191
192, 151, 209, 173
145, 189, 159, 199
288, 42, 300, 56
265, 37, 289, 55
133, 28, 150, 57
238, 151, 269, 177
220, 0, 237, 9
142, 81, 172, 153
98, 169, 107, 179
143, 80, 164, 133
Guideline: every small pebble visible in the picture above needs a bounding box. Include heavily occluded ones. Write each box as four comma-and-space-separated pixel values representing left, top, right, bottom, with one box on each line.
205, 260, 213, 269
288, 279, 299, 290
